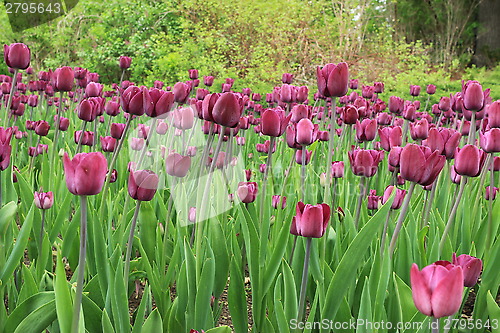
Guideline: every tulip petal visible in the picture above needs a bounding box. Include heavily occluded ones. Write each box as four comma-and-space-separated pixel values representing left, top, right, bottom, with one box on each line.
431, 266, 464, 318
410, 264, 433, 317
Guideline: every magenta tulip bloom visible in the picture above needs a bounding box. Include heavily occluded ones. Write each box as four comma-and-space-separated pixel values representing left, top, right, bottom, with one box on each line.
34, 120, 50, 136
378, 126, 402, 151
454, 144, 486, 177
342, 105, 359, 124
173, 81, 191, 104
355, 119, 377, 142
426, 84, 436, 95
165, 152, 191, 178
316, 62, 349, 97
295, 149, 313, 165
173, 106, 195, 130
237, 182, 258, 203
452, 253, 482, 287
53, 67, 74, 92
100, 136, 117, 152
348, 149, 384, 177
261, 108, 292, 137
331, 161, 344, 178
212, 92, 244, 128
63, 152, 108, 196
105, 100, 120, 117
409, 85, 421, 97
110, 123, 126, 139
389, 96, 404, 114
34, 191, 54, 209
410, 263, 464, 318
382, 185, 406, 209
290, 202, 330, 238
296, 118, 318, 146
367, 190, 380, 210
119, 56, 132, 69
4, 43, 30, 70
400, 144, 445, 186
128, 169, 159, 201
480, 128, 500, 153
148, 89, 174, 117
485, 186, 499, 200
487, 100, 500, 128
410, 119, 429, 141
272, 195, 287, 209
462, 80, 486, 111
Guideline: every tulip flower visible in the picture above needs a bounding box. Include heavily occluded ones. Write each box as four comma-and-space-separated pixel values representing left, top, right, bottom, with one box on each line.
272, 195, 287, 209
173, 81, 191, 104
462, 80, 487, 112
165, 152, 191, 178
389, 96, 404, 114
342, 105, 359, 124
212, 92, 244, 128
53, 66, 74, 92
128, 169, 159, 202
34, 191, 54, 210
485, 186, 499, 200
355, 119, 377, 142
382, 186, 406, 209
367, 190, 380, 210
348, 149, 384, 178
480, 128, 500, 153
331, 161, 344, 178
74, 131, 95, 147
426, 84, 436, 95
4, 43, 30, 69
452, 253, 482, 287
378, 126, 402, 151
63, 152, 108, 196
237, 182, 258, 203
409, 118, 429, 141
295, 149, 312, 165
119, 56, 132, 69
34, 120, 50, 136
290, 202, 330, 238
173, 106, 195, 130
409, 85, 421, 97
121, 86, 153, 116
316, 62, 349, 97
111, 123, 126, 139
58, 117, 70, 131
295, 118, 318, 146
261, 108, 292, 137
454, 144, 486, 177
203, 76, 214, 87
410, 263, 464, 318
100, 136, 117, 152
400, 144, 445, 186
148, 89, 174, 117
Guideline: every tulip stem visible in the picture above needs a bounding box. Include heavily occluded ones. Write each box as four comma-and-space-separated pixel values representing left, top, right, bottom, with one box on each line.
323, 97, 336, 204
75, 121, 87, 154
4, 69, 18, 127
487, 155, 495, 251
389, 182, 416, 256
137, 118, 157, 169
72, 195, 88, 333
297, 237, 312, 326
301, 146, 307, 202
259, 136, 275, 263
380, 209, 392, 255
51, 91, 64, 165
401, 119, 409, 145
354, 176, 367, 229
39, 210, 46, 255
468, 111, 476, 145
124, 200, 141, 291
439, 177, 468, 256
421, 181, 437, 229
431, 317, 439, 333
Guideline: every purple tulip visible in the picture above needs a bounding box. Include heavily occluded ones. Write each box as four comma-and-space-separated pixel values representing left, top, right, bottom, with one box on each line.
165, 152, 191, 178
316, 62, 349, 97
454, 144, 486, 177
4, 43, 30, 70
119, 56, 132, 69
128, 169, 159, 201
400, 144, 445, 186
34, 191, 54, 209
63, 152, 108, 196
290, 202, 330, 238
237, 182, 258, 203
348, 149, 384, 177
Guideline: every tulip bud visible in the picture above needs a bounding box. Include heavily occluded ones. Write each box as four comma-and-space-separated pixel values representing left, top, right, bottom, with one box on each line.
452, 253, 482, 287
382, 185, 406, 209
119, 56, 132, 69
237, 182, 258, 203
426, 84, 436, 95
290, 202, 330, 238
128, 169, 159, 201
4, 43, 30, 69
316, 63, 349, 97
34, 191, 54, 209
63, 152, 108, 196
111, 123, 126, 139
34, 120, 50, 136
348, 149, 384, 177
367, 190, 380, 210
454, 144, 486, 177
53, 67, 74, 92
165, 153, 191, 177
409, 85, 421, 97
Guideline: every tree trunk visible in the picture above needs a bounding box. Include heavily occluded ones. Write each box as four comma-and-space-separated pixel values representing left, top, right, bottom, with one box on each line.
474, 0, 500, 67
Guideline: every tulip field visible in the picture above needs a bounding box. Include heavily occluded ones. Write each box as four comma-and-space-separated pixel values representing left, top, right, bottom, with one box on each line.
0, 43, 500, 333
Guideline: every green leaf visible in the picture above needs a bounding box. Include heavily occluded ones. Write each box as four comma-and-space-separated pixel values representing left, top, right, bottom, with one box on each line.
228, 256, 248, 333
205, 326, 232, 333
262, 217, 289, 297
10, 297, 57, 333
102, 309, 115, 333
141, 308, 163, 332
55, 251, 72, 333
486, 291, 500, 332
4, 292, 55, 333
49, 192, 73, 243
319, 199, 390, 333
0, 204, 35, 285
273, 276, 290, 333
132, 284, 150, 333
195, 242, 215, 330
209, 217, 229, 298
357, 278, 372, 333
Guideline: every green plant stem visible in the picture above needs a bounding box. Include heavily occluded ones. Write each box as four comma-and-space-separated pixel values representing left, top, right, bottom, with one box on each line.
354, 176, 366, 229
389, 182, 416, 256
380, 209, 392, 255
468, 111, 476, 145
323, 97, 336, 204
301, 146, 306, 201
297, 237, 312, 326
259, 136, 275, 263
75, 121, 87, 154
431, 317, 439, 333
124, 200, 141, 289
4, 69, 18, 127
439, 177, 468, 256
0, 171, 2, 207
401, 118, 409, 145
72, 195, 88, 333
51, 91, 64, 165
39, 210, 46, 254
421, 181, 437, 229
486, 155, 495, 251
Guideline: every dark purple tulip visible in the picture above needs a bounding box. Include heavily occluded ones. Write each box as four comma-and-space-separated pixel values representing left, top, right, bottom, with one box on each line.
296, 86, 308, 103
355, 119, 377, 142
378, 126, 402, 151
100, 136, 117, 152
78, 99, 98, 122
487, 100, 500, 128
462, 80, 486, 111
212, 92, 244, 128
295, 149, 313, 165
128, 169, 159, 201
348, 149, 384, 177
367, 190, 380, 210
165, 152, 191, 177
374, 82, 384, 93
261, 108, 292, 137
361, 85, 375, 99
409, 85, 421, 97
290, 202, 330, 238
389, 96, 404, 114
454, 144, 486, 177
188, 69, 199, 80
203, 76, 214, 86
485, 186, 499, 200
34, 191, 54, 209
331, 161, 344, 178
316, 62, 349, 97
121, 86, 153, 116
410, 119, 429, 140
343, 105, 359, 124
119, 56, 132, 69
110, 123, 126, 139
4, 43, 30, 70
452, 253, 482, 287
34, 120, 50, 136
148, 90, 174, 117
400, 144, 445, 186
438, 97, 451, 111
480, 128, 500, 153
426, 84, 436, 95
105, 100, 120, 116
74, 131, 95, 146
53, 67, 74, 92
59, 117, 70, 131
173, 82, 191, 104
382, 185, 406, 209
63, 152, 108, 196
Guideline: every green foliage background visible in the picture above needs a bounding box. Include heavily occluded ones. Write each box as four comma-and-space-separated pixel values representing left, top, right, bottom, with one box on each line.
0, 0, 498, 100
